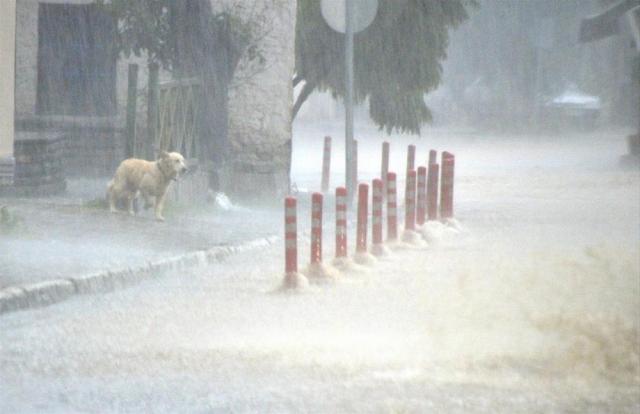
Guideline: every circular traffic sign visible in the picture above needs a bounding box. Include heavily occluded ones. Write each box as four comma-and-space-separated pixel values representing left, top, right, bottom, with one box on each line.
321, 0, 379, 34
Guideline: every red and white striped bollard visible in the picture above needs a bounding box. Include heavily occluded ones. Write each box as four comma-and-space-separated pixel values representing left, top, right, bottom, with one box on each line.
386, 172, 398, 241
310, 192, 323, 264
356, 183, 368, 254
371, 178, 388, 256
335, 187, 347, 258
407, 144, 416, 176
440, 152, 455, 220
405, 170, 416, 231
427, 162, 439, 221
372, 179, 383, 245
416, 166, 427, 226
283, 196, 298, 288
428, 149, 437, 166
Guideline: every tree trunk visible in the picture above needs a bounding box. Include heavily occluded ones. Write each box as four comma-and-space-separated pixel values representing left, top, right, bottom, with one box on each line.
292, 81, 315, 119
169, 0, 230, 189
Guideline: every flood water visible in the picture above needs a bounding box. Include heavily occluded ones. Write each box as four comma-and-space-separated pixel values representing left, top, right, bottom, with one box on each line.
1, 126, 639, 412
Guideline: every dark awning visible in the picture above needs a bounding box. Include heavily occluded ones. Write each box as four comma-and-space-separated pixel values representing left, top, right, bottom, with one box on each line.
579, 0, 640, 43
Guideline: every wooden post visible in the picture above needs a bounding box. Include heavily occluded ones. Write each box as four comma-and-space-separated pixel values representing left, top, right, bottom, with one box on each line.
147, 62, 159, 160
125, 64, 139, 159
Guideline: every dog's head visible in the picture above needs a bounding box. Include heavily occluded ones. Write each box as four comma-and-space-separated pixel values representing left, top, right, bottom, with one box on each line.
158, 151, 187, 180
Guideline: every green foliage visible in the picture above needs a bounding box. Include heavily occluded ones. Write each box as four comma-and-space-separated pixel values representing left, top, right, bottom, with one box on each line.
295, 0, 475, 134
210, 9, 268, 81
96, 0, 174, 68
96, 0, 268, 77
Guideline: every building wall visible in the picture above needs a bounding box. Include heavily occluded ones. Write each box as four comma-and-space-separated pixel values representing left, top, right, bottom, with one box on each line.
0, 0, 16, 186
15, 0, 37, 117
14, 0, 297, 196
215, 0, 296, 201
0, 1, 16, 142
15, 0, 132, 177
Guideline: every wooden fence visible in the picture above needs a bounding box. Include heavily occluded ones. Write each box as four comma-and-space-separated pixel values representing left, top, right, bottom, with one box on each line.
155, 77, 203, 160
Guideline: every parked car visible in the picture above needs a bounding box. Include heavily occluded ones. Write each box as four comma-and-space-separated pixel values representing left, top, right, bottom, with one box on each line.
544, 85, 602, 130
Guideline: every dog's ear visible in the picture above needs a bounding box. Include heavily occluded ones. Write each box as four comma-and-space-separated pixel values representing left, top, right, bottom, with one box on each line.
158, 150, 169, 160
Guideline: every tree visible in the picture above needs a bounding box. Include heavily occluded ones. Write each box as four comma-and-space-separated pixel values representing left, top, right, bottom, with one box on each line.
96, 0, 173, 68
294, 0, 475, 135
96, 0, 266, 76
96, 0, 269, 169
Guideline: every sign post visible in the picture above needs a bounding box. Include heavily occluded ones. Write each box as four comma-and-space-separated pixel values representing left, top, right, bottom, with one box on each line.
345, 0, 355, 202
321, 0, 378, 204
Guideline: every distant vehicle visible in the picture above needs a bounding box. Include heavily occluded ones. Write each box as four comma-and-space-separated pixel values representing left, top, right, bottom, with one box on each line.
544, 84, 602, 130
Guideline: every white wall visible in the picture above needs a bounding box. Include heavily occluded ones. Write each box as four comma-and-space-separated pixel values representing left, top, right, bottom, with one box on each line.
214, 0, 297, 199
0, 0, 16, 170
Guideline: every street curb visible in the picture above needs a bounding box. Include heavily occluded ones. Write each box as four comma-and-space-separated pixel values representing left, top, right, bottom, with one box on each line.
0, 235, 278, 315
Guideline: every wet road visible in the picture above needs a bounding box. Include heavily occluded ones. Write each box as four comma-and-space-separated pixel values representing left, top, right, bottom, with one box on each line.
1, 127, 639, 412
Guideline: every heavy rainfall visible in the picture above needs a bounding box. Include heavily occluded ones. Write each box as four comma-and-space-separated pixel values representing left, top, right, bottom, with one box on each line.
0, 0, 639, 412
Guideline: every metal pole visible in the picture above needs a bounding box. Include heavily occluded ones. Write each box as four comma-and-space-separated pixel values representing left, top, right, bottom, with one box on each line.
345, 0, 355, 204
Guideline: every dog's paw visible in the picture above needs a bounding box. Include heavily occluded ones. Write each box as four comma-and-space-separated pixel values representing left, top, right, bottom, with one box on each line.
155, 216, 165, 222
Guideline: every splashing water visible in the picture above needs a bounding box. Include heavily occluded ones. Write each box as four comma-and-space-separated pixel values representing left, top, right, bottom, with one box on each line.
1, 129, 638, 412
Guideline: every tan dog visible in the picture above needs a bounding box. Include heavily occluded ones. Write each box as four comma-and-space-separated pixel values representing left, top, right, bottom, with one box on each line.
107, 151, 187, 221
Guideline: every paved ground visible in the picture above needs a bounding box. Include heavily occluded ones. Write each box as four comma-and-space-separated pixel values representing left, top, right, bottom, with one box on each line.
0, 126, 638, 412
0, 183, 280, 289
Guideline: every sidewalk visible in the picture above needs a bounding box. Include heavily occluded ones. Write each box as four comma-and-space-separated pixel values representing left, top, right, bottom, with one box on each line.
1, 180, 281, 311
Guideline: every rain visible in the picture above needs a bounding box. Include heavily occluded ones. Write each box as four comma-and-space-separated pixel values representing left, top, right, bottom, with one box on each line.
1, 0, 639, 412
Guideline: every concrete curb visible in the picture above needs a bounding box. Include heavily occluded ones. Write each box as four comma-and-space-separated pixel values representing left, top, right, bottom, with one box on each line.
0, 235, 278, 315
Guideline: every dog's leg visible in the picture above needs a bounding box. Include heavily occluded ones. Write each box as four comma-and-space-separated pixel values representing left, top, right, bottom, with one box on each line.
154, 193, 167, 221
107, 182, 118, 213
126, 193, 135, 216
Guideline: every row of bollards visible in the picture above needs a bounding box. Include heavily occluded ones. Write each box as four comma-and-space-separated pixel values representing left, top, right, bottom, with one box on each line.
321, 138, 453, 214
284, 141, 456, 289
